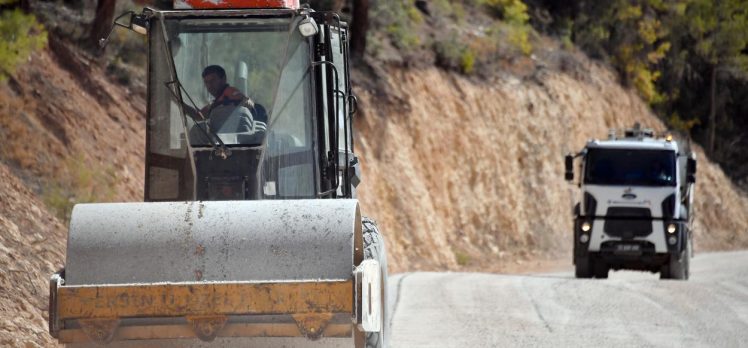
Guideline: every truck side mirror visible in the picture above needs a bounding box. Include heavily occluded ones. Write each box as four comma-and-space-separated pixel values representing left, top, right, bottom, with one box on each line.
565, 155, 574, 181
687, 158, 697, 183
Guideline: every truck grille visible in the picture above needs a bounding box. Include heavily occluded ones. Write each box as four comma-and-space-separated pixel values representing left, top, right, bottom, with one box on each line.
604, 208, 652, 239
606, 207, 651, 217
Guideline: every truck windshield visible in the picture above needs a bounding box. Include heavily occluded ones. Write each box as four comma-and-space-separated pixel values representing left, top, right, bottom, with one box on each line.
584, 149, 676, 186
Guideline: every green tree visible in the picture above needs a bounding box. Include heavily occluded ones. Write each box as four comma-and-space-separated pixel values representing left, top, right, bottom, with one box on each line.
0, 8, 47, 81
572, 0, 679, 104
682, 0, 748, 155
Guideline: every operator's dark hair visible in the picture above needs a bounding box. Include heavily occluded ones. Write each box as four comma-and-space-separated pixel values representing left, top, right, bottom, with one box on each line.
202, 65, 226, 79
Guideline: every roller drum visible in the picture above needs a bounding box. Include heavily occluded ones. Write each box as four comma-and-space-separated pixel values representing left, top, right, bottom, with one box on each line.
64, 199, 361, 285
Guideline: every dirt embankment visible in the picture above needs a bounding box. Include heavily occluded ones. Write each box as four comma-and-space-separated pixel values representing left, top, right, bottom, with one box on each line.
353, 57, 748, 273
0, 41, 145, 346
0, 165, 63, 347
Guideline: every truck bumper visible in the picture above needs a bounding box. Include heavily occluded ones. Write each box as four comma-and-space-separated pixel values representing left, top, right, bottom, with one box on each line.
574, 217, 689, 270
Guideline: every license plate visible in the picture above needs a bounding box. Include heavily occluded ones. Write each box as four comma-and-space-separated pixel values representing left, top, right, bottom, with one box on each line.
616, 244, 640, 252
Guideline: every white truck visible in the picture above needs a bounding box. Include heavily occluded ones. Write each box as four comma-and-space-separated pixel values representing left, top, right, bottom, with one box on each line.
565, 124, 697, 280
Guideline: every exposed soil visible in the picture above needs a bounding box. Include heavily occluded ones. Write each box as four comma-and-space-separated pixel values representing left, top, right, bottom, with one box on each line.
0, 164, 62, 347
353, 53, 748, 273
0, 38, 144, 347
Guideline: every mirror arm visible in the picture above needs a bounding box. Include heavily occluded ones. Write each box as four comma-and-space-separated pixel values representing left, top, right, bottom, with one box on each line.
99, 11, 134, 48
99, 11, 142, 48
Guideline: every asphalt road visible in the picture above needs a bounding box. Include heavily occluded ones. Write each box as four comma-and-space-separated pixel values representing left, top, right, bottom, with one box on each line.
388, 250, 748, 348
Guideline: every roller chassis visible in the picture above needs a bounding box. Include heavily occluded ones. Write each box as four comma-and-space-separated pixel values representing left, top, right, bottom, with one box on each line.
48, 2, 388, 347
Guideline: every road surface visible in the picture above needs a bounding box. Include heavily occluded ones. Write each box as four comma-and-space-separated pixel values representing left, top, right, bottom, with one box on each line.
388, 250, 748, 347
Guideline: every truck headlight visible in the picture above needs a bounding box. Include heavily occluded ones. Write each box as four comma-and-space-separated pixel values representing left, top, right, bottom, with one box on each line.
581, 222, 591, 232
579, 234, 590, 243
668, 236, 678, 245
667, 223, 677, 234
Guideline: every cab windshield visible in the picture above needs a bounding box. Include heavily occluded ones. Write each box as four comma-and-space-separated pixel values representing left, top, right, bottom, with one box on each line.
169, 16, 312, 147
146, 15, 317, 200
584, 149, 677, 186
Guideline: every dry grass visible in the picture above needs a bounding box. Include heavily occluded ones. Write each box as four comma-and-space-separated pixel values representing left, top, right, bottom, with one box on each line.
0, 47, 145, 347
0, 94, 41, 169
42, 155, 117, 222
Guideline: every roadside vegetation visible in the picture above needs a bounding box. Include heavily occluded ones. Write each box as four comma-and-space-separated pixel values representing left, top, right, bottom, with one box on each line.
365, 0, 536, 73
0, 0, 126, 222
536, 0, 748, 187
0, 2, 46, 81
311, 0, 748, 190
42, 156, 116, 222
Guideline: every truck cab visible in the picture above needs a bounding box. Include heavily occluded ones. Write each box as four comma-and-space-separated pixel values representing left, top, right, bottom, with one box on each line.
565, 125, 697, 279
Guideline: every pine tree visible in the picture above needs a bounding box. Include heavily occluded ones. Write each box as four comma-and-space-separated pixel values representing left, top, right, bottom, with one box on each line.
683, 0, 748, 155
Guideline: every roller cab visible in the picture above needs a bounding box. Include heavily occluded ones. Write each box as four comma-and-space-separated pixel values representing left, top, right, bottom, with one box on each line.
50, 3, 387, 347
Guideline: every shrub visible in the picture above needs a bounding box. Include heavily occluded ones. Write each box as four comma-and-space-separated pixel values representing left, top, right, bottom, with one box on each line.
481, 0, 530, 26
106, 58, 132, 85
0, 8, 47, 81
434, 36, 477, 74
461, 49, 476, 74
481, 0, 533, 55
43, 155, 117, 222
487, 22, 532, 56
454, 249, 471, 266
370, 0, 422, 52
507, 24, 532, 56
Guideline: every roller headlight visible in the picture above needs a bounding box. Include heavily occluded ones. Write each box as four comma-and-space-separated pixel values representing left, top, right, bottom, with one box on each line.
298, 17, 319, 37
667, 223, 677, 234
581, 222, 592, 232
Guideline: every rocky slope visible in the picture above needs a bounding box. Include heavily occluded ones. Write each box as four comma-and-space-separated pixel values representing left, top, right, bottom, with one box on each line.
0, 165, 62, 347
0, 40, 144, 346
353, 54, 748, 272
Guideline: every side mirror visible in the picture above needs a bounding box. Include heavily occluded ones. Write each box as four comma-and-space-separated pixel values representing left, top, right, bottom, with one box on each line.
565, 154, 574, 181
687, 158, 697, 183
348, 94, 358, 116
130, 13, 149, 35
348, 156, 362, 188
99, 11, 149, 48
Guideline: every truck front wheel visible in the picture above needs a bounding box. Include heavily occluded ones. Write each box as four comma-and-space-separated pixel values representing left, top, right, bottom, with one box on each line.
593, 261, 609, 279
575, 256, 592, 278
661, 240, 690, 280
